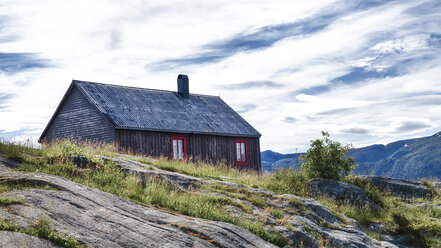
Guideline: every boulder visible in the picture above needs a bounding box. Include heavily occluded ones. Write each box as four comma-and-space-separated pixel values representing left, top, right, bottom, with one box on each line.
380, 234, 414, 248
368, 223, 386, 234
0, 157, 20, 170
67, 155, 91, 168
307, 178, 382, 211
362, 176, 432, 199
380, 241, 400, 248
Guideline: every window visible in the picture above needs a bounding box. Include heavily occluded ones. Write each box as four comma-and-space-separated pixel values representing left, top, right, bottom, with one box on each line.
171, 136, 187, 160
235, 139, 248, 165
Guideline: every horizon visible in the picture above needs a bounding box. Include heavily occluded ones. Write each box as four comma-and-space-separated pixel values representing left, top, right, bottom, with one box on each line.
1, 0, 441, 153
263, 130, 441, 154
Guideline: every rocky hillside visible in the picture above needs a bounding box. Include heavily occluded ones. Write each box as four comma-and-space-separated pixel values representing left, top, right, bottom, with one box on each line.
1, 141, 441, 247
262, 132, 441, 180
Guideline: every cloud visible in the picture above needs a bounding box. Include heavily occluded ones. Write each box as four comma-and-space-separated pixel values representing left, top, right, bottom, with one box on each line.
395, 120, 432, 133
222, 80, 284, 90
294, 66, 400, 95
149, 0, 394, 70
428, 33, 441, 48
332, 66, 399, 84
0, 53, 50, 74
316, 107, 354, 116
0, 93, 15, 110
407, 95, 441, 106
405, 0, 441, 15
236, 104, 257, 114
341, 127, 369, 134
0, 93, 14, 102
293, 85, 330, 95
109, 29, 122, 49
283, 117, 297, 124
150, 16, 338, 70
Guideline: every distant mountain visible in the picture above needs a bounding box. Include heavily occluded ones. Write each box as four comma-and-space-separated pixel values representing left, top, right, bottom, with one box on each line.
262, 132, 441, 180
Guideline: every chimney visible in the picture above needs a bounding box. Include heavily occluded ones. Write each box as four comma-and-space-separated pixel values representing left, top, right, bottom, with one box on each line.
177, 74, 189, 98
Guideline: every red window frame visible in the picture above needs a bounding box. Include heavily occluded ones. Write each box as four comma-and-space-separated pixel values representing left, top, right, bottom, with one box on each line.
235, 139, 248, 165
171, 136, 187, 160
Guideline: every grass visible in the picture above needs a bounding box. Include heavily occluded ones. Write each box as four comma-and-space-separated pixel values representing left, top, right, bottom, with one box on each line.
0, 138, 39, 163
271, 208, 285, 219
2, 139, 441, 247
365, 229, 381, 241
320, 193, 441, 247
287, 197, 306, 210
138, 156, 247, 180
0, 196, 26, 206
422, 179, 439, 198
0, 178, 56, 193
0, 219, 86, 248
139, 157, 312, 197
343, 175, 386, 207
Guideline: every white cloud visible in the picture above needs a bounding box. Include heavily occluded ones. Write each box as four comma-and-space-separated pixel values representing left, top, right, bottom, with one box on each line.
370, 35, 428, 54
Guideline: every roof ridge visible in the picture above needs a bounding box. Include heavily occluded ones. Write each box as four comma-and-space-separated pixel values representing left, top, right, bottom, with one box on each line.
72, 79, 221, 99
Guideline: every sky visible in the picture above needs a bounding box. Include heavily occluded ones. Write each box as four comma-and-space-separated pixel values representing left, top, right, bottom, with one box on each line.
1, 0, 441, 153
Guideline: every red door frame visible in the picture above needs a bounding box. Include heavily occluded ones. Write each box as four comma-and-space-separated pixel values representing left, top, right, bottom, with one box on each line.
234, 139, 248, 165
171, 136, 187, 160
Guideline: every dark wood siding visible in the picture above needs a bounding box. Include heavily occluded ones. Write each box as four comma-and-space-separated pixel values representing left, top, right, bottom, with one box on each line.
116, 129, 261, 172
42, 86, 115, 143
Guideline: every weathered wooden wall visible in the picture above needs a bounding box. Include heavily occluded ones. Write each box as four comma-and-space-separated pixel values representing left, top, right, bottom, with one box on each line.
42, 86, 116, 143
116, 129, 261, 172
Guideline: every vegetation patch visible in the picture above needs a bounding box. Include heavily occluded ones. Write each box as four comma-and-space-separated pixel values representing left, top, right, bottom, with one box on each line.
137, 157, 246, 181
0, 179, 56, 193
287, 197, 306, 210
0, 139, 37, 163
0, 219, 86, 248
271, 209, 285, 219
343, 176, 386, 208
365, 229, 381, 241
167, 223, 218, 244
0, 197, 26, 206
422, 179, 439, 198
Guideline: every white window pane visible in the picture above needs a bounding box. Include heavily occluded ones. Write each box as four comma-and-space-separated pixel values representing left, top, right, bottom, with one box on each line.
241, 143, 246, 162
178, 139, 183, 159
173, 140, 178, 159
236, 143, 241, 161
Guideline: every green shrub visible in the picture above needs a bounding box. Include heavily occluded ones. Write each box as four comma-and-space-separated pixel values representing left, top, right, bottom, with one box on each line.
301, 132, 358, 181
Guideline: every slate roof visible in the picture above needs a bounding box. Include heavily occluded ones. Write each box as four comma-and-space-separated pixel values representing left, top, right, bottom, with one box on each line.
71, 80, 261, 137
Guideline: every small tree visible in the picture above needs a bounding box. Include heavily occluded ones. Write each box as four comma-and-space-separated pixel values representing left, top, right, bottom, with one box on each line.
301, 131, 358, 181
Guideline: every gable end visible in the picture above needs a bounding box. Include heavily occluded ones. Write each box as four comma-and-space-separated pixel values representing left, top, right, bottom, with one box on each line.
39, 83, 116, 143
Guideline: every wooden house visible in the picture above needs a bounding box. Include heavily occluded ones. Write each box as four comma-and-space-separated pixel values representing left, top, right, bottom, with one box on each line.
39, 75, 262, 172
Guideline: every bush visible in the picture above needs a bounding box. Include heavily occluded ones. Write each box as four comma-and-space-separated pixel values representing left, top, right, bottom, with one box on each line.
301, 131, 358, 181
